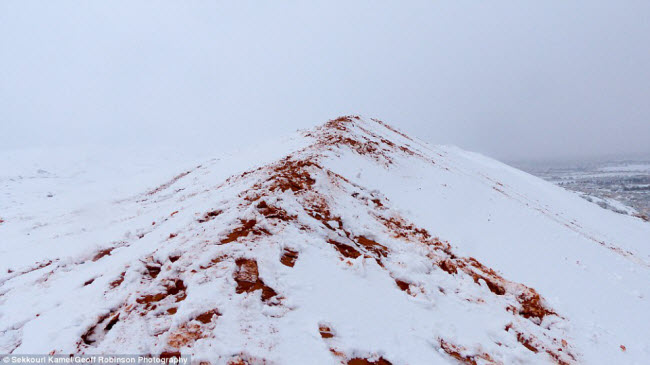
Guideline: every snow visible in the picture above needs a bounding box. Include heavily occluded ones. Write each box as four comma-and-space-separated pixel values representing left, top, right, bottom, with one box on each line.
598, 163, 650, 173
1, 117, 649, 364
580, 194, 638, 216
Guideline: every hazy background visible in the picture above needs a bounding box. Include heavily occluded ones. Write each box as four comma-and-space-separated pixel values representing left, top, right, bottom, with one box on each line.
2, 1, 649, 162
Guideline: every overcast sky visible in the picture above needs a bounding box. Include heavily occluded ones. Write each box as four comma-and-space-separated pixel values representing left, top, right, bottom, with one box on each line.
1, 1, 649, 161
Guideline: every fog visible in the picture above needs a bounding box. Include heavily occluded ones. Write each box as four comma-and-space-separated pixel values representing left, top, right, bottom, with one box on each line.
2, 1, 649, 162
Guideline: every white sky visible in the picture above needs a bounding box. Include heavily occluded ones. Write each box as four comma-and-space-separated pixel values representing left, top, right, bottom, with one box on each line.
1, 1, 649, 161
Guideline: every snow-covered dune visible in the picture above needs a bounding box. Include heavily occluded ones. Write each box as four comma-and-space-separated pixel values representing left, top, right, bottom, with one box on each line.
1, 117, 648, 364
